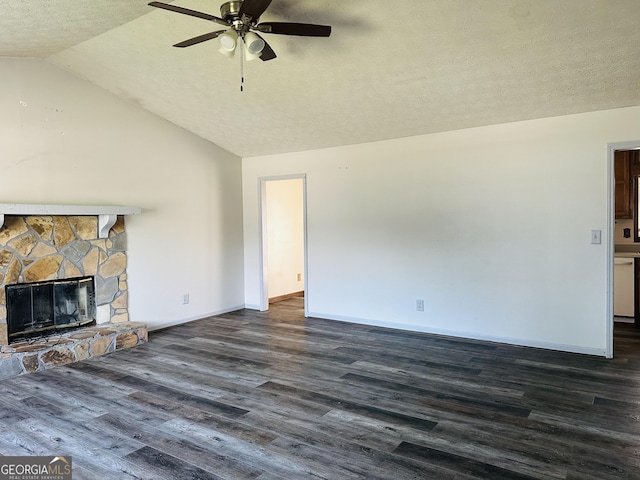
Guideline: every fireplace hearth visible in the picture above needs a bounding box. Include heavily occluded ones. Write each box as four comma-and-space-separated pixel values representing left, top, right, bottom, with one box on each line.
6, 276, 96, 342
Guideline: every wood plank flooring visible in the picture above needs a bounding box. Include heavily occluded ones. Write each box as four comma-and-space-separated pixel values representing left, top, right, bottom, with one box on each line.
1, 297, 640, 479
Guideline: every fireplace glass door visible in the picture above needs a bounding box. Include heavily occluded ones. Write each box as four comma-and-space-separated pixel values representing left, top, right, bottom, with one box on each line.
6, 276, 96, 341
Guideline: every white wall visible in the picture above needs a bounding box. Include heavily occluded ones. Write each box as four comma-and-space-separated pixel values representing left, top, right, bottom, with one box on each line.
266, 178, 304, 299
0, 58, 245, 330
244, 106, 640, 356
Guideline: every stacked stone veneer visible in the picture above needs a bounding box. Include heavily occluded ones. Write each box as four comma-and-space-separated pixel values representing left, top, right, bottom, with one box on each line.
0, 214, 132, 344
0, 214, 147, 378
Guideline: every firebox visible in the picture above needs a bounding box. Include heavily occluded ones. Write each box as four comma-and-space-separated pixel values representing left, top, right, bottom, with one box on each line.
5, 276, 96, 342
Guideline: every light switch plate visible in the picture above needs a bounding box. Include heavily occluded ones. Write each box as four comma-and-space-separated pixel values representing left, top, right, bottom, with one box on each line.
590, 230, 602, 245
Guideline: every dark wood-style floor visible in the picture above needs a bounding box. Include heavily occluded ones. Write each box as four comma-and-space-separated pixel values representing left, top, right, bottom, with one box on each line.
1, 298, 639, 479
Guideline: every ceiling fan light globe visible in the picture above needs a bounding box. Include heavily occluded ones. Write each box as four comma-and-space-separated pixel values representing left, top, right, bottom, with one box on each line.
244, 31, 265, 55
219, 29, 237, 52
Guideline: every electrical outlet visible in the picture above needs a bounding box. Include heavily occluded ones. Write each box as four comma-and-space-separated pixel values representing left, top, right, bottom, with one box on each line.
182, 293, 190, 304
297, 273, 302, 281
416, 299, 424, 312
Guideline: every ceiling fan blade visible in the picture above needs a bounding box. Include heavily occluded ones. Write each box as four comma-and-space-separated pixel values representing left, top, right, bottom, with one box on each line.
148, 2, 229, 26
257, 35, 277, 61
173, 30, 225, 48
257, 22, 331, 37
238, 0, 273, 21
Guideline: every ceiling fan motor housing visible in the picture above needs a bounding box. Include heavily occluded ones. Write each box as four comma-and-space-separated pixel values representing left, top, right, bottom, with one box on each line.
220, 1, 243, 22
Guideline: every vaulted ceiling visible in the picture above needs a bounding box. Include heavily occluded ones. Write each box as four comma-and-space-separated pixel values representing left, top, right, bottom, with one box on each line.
2, 1, 640, 157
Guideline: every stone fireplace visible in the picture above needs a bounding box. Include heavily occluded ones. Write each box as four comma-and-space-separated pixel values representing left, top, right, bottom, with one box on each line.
0, 205, 147, 379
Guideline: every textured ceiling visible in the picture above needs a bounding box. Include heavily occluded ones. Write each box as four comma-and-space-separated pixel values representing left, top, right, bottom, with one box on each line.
2, 1, 640, 157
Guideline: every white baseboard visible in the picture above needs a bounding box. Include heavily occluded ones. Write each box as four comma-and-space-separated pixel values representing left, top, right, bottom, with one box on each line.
148, 305, 607, 357
147, 305, 245, 332
306, 311, 607, 357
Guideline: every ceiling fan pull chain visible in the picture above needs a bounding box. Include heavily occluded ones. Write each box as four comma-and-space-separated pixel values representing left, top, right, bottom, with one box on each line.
240, 37, 245, 92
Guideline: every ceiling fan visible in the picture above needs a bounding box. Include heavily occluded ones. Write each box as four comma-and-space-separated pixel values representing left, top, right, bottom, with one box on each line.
148, 0, 332, 61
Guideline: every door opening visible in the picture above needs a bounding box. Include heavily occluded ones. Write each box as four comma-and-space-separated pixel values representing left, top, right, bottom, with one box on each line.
259, 175, 307, 314
609, 141, 640, 358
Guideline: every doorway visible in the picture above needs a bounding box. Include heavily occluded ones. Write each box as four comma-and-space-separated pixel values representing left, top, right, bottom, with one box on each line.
259, 175, 307, 314
609, 141, 640, 358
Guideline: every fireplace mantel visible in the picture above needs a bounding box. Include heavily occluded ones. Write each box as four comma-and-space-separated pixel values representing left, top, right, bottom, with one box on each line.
0, 204, 141, 238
